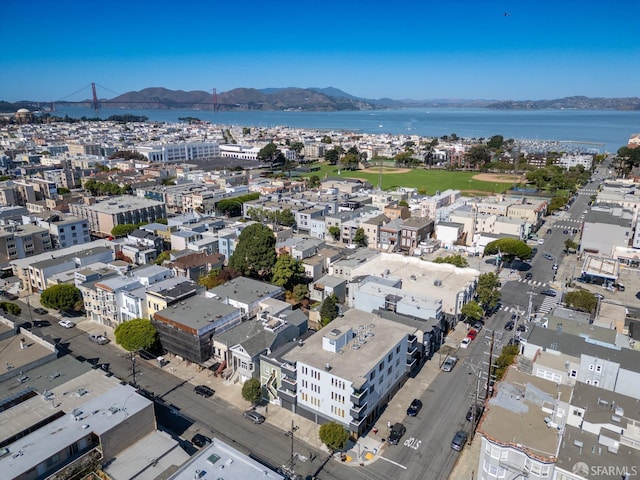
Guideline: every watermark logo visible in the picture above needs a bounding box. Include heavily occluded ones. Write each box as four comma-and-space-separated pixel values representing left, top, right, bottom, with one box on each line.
572, 462, 638, 477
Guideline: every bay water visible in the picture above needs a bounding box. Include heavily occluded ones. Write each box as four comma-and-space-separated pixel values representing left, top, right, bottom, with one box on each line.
53, 106, 640, 154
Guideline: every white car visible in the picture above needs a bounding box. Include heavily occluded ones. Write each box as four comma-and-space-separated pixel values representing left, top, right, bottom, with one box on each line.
58, 320, 75, 328
460, 337, 471, 349
537, 239, 545, 245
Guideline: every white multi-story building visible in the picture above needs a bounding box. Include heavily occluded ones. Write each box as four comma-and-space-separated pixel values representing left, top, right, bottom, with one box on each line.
219, 144, 260, 160
281, 310, 418, 437
557, 153, 593, 170
136, 141, 221, 163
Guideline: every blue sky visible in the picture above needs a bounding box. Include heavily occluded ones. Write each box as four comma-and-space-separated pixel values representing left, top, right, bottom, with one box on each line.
1, 0, 638, 102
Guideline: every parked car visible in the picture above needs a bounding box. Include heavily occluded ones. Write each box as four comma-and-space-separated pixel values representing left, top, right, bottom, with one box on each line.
466, 329, 478, 341
541, 289, 557, 297
88, 334, 109, 345
466, 405, 483, 422
516, 324, 527, 333
33, 318, 50, 328
544, 253, 554, 260
537, 239, 545, 245
573, 228, 578, 233
388, 423, 406, 445
243, 410, 266, 424
442, 356, 458, 372
460, 337, 471, 349
614, 283, 625, 292
552, 263, 558, 270
194, 385, 215, 398
546, 228, 552, 234
562, 229, 569, 234
33, 307, 48, 315
504, 320, 515, 331
407, 398, 423, 417
58, 320, 75, 328
473, 321, 483, 331
191, 433, 211, 448
451, 430, 468, 451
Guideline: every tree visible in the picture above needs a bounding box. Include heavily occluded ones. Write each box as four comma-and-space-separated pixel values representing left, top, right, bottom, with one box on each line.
271, 254, 305, 291
292, 284, 309, 302
57, 187, 71, 195
0, 301, 21, 315
319, 421, 349, 453
484, 238, 532, 262
487, 135, 504, 150
228, 223, 277, 280
565, 290, 598, 313
461, 300, 484, 322
324, 148, 340, 165
111, 223, 138, 238
257, 142, 280, 162
548, 196, 568, 214
241, 377, 263, 404
328, 226, 340, 241
199, 267, 241, 290
465, 145, 491, 168
493, 345, 519, 380
307, 175, 321, 188
40, 284, 83, 312
475, 272, 501, 310
320, 294, 339, 326
114, 318, 158, 352
354, 227, 367, 247
154, 250, 172, 265
433, 254, 468, 268
564, 239, 579, 252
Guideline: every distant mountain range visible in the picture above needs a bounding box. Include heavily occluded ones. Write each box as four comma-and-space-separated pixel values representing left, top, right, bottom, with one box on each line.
4, 88, 640, 112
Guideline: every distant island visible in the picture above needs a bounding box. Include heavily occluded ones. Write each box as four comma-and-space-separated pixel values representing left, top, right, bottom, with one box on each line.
2, 88, 639, 112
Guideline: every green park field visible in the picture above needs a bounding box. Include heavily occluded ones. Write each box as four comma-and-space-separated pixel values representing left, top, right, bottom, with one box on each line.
302, 163, 522, 195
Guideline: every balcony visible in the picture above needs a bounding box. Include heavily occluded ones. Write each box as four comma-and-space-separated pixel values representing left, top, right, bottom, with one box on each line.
350, 416, 366, 430
350, 401, 368, 420
406, 346, 418, 358
350, 387, 369, 406
281, 362, 296, 375
281, 375, 297, 389
406, 358, 417, 369
277, 387, 296, 404
408, 334, 418, 348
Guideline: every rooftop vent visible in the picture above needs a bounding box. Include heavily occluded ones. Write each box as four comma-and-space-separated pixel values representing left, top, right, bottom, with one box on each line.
325, 363, 332, 371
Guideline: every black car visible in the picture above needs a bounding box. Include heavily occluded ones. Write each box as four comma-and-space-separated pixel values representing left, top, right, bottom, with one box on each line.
504, 320, 514, 331
191, 433, 211, 448
466, 405, 483, 422
525, 272, 533, 280
516, 324, 527, 332
541, 289, 557, 297
33, 307, 48, 315
406, 398, 423, 417
563, 229, 569, 234
546, 228, 552, 234
194, 385, 215, 398
388, 423, 406, 445
451, 431, 468, 451
33, 318, 50, 328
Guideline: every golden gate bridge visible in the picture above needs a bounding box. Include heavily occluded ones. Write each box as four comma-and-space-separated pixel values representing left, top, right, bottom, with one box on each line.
41, 83, 221, 112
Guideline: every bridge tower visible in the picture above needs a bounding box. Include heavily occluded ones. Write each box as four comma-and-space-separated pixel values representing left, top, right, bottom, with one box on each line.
91, 83, 99, 112
212, 88, 218, 112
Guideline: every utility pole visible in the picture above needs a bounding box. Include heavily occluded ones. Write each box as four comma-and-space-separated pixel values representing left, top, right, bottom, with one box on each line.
485, 331, 495, 400
285, 420, 299, 471
131, 351, 137, 388
526, 291, 534, 322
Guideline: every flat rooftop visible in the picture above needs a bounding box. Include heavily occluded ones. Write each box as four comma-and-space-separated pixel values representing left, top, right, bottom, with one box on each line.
0, 365, 122, 443
1, 383, 151, 479
283, 309, 416, 387
75, 196, 165, 214
167, 437, 284, 480
349, 253, 479, 315
479, 369, 572, 461
154, 295, 239, 333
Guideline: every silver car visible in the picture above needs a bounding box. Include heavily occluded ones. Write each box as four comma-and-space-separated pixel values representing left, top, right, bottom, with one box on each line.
243, 410, 266, 424
442, 356, 458, 372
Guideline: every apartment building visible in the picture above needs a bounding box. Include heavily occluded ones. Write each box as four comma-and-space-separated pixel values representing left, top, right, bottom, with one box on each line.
36, 215, 90, 248
476, 369, 572, 480
580, 204, 633, 255
280, 310, 419, 438
0, 223, 52, 266
69, 196, 166, 237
